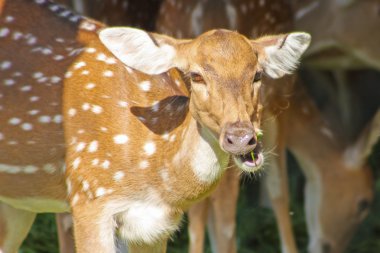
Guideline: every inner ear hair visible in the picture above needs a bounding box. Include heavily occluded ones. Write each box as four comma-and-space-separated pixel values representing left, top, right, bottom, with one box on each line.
147, 32, 160, 47
278, 34, 289, 49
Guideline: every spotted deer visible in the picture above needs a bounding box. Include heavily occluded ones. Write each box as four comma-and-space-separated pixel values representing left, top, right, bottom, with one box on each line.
294, 0, 380, 70
156, 1, 378, 253
0, 0, 310, 252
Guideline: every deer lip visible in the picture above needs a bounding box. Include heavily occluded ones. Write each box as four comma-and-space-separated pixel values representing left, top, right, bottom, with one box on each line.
233, 144, 264, 172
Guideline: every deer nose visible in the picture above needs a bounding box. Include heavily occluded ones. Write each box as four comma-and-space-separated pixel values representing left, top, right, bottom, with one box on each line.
222, 122, 257, 155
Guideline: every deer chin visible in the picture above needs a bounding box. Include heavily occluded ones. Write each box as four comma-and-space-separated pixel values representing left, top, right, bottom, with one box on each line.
232, 144, 264, 173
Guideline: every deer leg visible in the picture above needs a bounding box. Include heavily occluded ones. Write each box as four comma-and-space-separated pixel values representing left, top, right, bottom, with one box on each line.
333, 70, 351, 130
264, 118, 298, 253
0, 202, 37, 253
56, 213, 75, 253
207, 167, 240, 253
187, 197, 210, 253
71, 203, 116, 253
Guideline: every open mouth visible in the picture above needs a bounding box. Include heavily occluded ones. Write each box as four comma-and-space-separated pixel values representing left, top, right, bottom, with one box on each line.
233, 143, 264, 172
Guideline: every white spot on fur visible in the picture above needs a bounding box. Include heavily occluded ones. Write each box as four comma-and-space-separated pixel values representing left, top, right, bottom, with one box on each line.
21, 123, 33, 131
54, 55, 65, 61
76, 142, 86, 152
85, 83, 96, 89
9, 117, 21, 125
86, 47, 96, 53
82, 103, 90, 111
101, 160, 110, 169
159, 169, 170, 183
43, 164, 56, 174
113, 134, 129, 144
114, 171, 125, 181
169, 135, 176, 142
4, 79, 15, 86
23, 165, 38, 173
92, 158, 100, 166
0, 28, 10, 38
143, 141, 156, 156
20, 85, 32, 92
33, 72, 43, 79
38, 115, 51, 123
91, 105, 103, 114
74, 61, 86, 69
88, 141, 98, 153
79, 21, 97, 31
30, 96, 40, 102
97, 53, 107, 61
103, 70, 114, 77
139, 81, 151, 91
51, 76, 61, 83
82, 180, 90, 191
139, 160, 149, 169
28, 110, 40, 115
0, 61, 11, 70
118, 101, 128, 107
72, 157, 81, 169
105, 57, 117, 64
161, 132, 170, 141
68, 108, 77, 117
71, 194, 79, 206
53, 115, 63, 124
5, 16, 14, 23
81, 70, 89, 75
95, 187, 106, 197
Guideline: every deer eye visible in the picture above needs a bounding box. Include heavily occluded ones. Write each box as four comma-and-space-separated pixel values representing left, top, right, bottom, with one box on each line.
253, 71, 262, 83
190, 72, 205, 84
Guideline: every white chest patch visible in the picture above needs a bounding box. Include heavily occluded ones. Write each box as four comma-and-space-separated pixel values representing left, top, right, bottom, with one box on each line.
114, 191, 181, 245
190, 129, 229, 183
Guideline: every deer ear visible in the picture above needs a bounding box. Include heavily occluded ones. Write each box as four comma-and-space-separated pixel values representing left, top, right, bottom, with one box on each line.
99, 27, 181, 75
344, 110, 380, 168
253, 32, 311, 79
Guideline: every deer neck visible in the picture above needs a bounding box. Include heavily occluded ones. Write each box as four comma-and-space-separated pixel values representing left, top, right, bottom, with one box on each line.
157, 104, 230, 209
176, 119, 229, 179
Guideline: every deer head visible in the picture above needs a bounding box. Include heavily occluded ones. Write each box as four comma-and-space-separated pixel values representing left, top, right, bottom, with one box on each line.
298, 110, 380, 253
99, 27, 311, 172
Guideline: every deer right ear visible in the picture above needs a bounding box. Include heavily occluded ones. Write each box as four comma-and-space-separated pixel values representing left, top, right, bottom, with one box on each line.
99, 27, 180, 75
253, 32, 311, 79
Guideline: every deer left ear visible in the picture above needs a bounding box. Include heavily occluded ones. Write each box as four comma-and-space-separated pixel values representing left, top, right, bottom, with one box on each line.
253, 32, 311, 79
344, 110, 380, 168
99, 27, 182, 75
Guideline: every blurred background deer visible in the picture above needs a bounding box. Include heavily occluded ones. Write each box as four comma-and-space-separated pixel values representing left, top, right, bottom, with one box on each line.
1, 0, 380, 253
